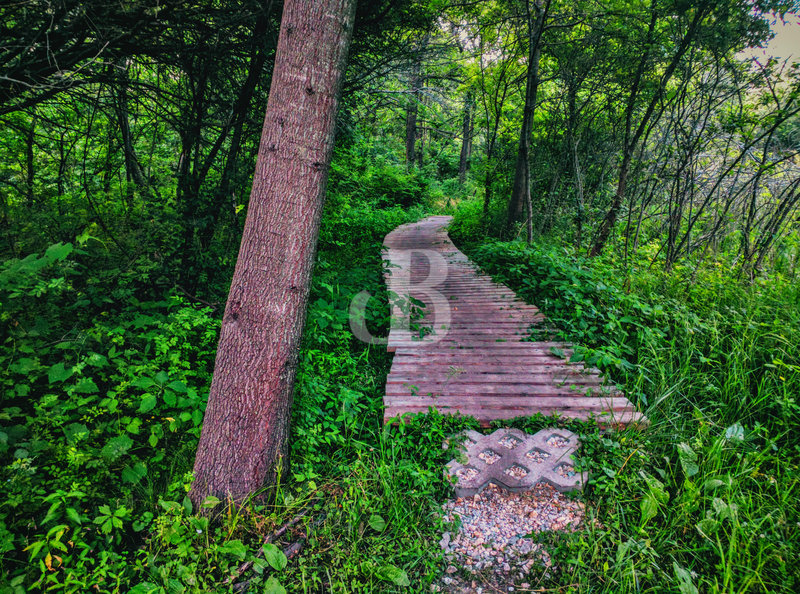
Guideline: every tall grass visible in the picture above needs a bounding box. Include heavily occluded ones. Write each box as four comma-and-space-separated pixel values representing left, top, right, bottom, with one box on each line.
459, 233, 800, 593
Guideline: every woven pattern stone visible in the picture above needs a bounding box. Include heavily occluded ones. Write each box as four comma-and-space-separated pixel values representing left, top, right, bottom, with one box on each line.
446, 428, 586, 497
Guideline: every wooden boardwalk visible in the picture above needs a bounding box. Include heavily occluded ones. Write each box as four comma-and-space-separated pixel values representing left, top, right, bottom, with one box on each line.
382, 215, 644, 427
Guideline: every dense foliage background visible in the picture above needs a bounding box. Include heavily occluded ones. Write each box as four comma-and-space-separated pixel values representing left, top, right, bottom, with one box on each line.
1, 0, 799, 591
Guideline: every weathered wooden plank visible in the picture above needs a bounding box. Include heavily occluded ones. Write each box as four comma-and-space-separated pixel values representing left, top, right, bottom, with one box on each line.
384, 407, 647, 427
390, 361, 580, 369
384, 395, 634, 410
387, 373, 607, 385
387, 339, 572, 348
385, 384, 620, 398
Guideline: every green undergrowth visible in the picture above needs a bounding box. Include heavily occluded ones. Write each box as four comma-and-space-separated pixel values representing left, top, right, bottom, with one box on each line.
450, 228, 800, 592
5, 141, 799, 592
0, 145, 477, 591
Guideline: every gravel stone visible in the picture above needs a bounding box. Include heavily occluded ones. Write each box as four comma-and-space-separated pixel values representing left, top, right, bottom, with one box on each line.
435, 482, 585, 592
503, 465, 529, 479
457, 467, 479, 481
546, 435, 570, 447
556, 464, 576, 478
498, 435, 522, 449
478, 449, 501, 465
525, 449, 550, 463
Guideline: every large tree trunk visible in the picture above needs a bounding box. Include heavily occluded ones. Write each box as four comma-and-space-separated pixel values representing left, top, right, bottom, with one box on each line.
506, 0, 548, 237
190, 0, 357, 506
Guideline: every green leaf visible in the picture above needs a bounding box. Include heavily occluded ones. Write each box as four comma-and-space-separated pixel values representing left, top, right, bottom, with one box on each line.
138, 393, 157, 413
724, 423, 745, 442
263, 543, 288, 571
43, 501, 62, 524
182, 496, 192, 515
128, 583, 159, 594
673, 561, 698, 594
122, 462, 147, 484
368, 514, 386, 532
63, 422, 89, 444
712, 497, 738, 521
12, 358, 38, 374
86, 353, 109, 368
641, 491, 659, 524
220, 539, 247, 560
201, 495, 221, 509
676, 443, 699, 478
375, 564, 410, 587
101, 435, 133, 461
166, 380, 188, 393
65, 507, 81, 525
132, 377, 155, 389
73, 378, 99, 394
24, 540, 46, 560
44, 242, 73, 262
126, 417, 142, 434
263, 576, 286, 594
163, 390, 177, 407
48, 362, 74, 384
101, 518, 113, 534
159, 500, 182, 513
703, 477, 727, 491
133, 512, 154, 532
696, 518, 719, 537
641, 472, 669, 504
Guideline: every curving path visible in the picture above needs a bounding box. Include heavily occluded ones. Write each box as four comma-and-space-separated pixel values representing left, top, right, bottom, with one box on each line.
382, 215, 644, 427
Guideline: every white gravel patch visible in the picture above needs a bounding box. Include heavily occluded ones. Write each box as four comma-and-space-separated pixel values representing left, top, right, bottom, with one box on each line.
435, 482, 585, 593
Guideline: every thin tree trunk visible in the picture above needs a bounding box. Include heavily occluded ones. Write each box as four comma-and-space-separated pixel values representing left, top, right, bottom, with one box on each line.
565, 80, 584, 248
57, 131, 67, 200
405, 36, 427, 167
199, 7, 274, 254
190, 0, 357, 506
458, 91, 473, 184
507, 0, 549, 235
590, 5, 707, 256
112, 60, 150, 209
25, 115, 35, 205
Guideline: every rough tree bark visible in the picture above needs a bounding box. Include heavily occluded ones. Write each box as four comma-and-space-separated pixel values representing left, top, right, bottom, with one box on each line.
190, 0, 357, 506
506, 0, 549, 240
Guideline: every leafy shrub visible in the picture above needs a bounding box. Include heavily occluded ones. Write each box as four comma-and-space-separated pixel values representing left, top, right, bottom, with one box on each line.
463, 238, 800, 593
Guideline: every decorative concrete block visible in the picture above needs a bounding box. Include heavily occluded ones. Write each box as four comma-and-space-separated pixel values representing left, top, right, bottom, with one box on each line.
445, 428, 586, 497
